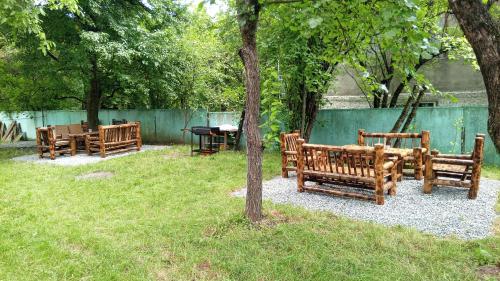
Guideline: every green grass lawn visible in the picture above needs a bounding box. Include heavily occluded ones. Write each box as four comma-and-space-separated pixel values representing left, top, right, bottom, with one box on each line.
0, 147, 499, 280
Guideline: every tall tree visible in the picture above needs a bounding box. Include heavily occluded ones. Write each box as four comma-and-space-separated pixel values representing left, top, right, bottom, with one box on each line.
236, 0, 263, 222
448, 0, 500, 151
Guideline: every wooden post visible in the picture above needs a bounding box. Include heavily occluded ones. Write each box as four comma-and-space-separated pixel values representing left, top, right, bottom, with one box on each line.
413, 147, 423, 180
280, 133, 288, 178
374, 144, 384, 205
469, 136, 484, 199
358, 129, 365, 146
48, 128, 55, 160
70, 136, 77, 156
98, 126, 106, 158
136, 121, 142, 151
36, 128, 42, 158
297, 138, 305, 192
421, 130, 430, 154
423, 154, 433, 194
389, 165, 397, 196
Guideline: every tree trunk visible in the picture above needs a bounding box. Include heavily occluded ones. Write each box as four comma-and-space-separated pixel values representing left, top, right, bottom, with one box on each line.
237, 0, 263, 222
400, 88, 425, 133
234, 107, 245, 151
87, 58, 100, 130
394, 88, 425, 147
449, 0, 500, 151
303, 92, 319, 142
300, 81, 307, 137
389, 85, 417, 133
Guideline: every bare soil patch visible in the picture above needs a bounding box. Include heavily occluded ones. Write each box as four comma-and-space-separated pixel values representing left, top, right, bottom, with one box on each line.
76, 171, 114, 180
477, 265, 500, 280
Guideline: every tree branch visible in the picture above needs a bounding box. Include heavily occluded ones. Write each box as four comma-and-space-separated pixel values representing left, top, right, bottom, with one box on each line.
54, 96, 83, 102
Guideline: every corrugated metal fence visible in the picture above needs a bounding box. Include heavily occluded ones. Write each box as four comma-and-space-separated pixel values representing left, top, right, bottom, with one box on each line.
1, 106, 498, 165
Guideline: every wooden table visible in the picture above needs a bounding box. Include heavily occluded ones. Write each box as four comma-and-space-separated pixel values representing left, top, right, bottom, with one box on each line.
342, 144, 412, 181
69, 132, 98, 155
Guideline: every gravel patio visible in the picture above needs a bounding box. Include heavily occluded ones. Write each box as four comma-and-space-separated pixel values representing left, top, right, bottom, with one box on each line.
234, 175, 500, 240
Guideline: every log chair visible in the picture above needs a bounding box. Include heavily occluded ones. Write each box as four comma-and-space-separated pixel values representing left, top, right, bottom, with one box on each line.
36, 127, 72, 160
280, 131, 300, 178
423, 134, 485, 199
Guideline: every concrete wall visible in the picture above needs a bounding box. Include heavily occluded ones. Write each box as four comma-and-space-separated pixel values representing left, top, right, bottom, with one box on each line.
327, 57, 487, 109
1, 106, 498, 165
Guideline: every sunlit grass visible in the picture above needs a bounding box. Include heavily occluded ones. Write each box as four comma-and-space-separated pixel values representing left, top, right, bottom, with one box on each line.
0, 146, 498, 280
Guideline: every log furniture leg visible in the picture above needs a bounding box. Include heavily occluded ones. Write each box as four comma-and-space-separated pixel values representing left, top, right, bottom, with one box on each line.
70, 136, 77, 156
36, 128, 43, 158
297, 138, 305, 192
389, 165, 397, 196
468, 136, 484, 199
374, 144, 385, 205
423, 154, 433, 194
280, 133, 288, 178
413, 147, 423, 180
99, 126, 106, 158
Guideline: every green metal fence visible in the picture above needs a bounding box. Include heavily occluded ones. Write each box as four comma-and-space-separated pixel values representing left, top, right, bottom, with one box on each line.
1, 106, 498, 165
309, 106, 499, 165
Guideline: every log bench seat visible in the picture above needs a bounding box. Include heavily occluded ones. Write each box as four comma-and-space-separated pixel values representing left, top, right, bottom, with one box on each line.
296, 140, 399, 205
85, 122, 142, 158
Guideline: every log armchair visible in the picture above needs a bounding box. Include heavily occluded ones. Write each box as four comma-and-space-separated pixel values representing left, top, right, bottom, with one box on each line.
358, 129, 430, 180
36, 127, 72, 160
296, 139, 399, 205
423, 134, 484, 199
280, 131, 300, 178
86, 122, 142, 158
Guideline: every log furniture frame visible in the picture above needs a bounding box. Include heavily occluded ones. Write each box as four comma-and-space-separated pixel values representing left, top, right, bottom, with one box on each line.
36, 127, 72, 160
280, 131, 301, 178
357, 129, 430, 180
296, 139, 399, 205
423, 134, 484, 199
85, 122, 142, 158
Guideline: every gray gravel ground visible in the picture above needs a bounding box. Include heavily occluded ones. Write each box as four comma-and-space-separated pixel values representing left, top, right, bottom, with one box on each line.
11, 145, 168, 166
0, 140, 37, 148
233, 174, 500, 240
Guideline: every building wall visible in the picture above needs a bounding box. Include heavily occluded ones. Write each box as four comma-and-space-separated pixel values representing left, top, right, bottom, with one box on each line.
326, 58, 487, 109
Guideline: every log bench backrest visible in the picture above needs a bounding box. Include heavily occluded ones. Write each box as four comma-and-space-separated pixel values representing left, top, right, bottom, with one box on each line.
98, 122, 140, 143
358, 129, 430, 152
68, 124, 84, 134
280, 131, 300, 154
298, 141, 385, 179
54, 125, 70, 140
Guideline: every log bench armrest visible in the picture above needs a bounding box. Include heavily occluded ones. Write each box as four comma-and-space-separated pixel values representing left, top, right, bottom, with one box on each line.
431, 153, 472, 160
431, 158, 474, 166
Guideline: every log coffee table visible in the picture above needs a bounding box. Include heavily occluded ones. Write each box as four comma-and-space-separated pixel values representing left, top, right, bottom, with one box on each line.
69, 132, 99, 156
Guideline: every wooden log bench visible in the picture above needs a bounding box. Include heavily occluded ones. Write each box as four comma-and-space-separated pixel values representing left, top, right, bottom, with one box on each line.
423, 134, 484, 199
85, 122, 142, 158
296, 139, 399, 205
357, 129, 430, 180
